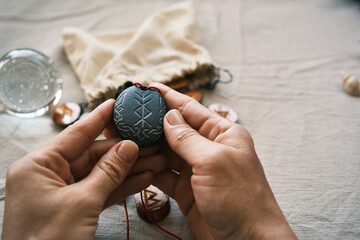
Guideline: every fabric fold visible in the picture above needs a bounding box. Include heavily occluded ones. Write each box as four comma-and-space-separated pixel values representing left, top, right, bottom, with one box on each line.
62, 1, 215, 106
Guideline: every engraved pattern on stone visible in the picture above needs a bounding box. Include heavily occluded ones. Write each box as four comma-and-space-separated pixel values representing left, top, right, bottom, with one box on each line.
134, 91, 152, 128
113, 86, 166, 147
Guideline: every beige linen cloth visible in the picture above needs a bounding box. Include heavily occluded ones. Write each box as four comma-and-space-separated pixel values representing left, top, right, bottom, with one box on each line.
62, 1, 216, 106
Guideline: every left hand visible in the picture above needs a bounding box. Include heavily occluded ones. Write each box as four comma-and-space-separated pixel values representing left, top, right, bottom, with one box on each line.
2, 99, 166, 240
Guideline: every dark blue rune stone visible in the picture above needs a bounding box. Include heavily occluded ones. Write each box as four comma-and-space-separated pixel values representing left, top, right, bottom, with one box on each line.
113, 85, 167, 147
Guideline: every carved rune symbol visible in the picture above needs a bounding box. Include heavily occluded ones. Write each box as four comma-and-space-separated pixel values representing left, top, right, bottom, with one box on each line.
114, 92, 126, 124
144, 189, 161, 208
134, 91, 152, 128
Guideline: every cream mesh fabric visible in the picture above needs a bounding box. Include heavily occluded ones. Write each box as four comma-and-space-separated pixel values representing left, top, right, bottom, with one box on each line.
61, 1, 214, 106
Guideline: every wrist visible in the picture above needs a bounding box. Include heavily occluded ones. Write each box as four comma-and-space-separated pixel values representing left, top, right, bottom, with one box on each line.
225, 193, 297, 240
247, 219, 297, 240
222, 218, 296, 240
234, 208, 297, 240
232, 171, 297, 240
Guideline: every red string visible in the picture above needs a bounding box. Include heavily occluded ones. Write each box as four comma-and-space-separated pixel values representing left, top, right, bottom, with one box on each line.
140, 191, 182, 240
133, 82, 161, 93
123, 199, 130, 240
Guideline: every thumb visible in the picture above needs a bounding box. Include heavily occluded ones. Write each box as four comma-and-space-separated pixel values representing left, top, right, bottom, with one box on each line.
82, 140, 138, 201
164, 109, 217, 166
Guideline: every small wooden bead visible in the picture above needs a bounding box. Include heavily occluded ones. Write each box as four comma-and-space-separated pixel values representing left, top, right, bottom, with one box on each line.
135, 185, 171, 223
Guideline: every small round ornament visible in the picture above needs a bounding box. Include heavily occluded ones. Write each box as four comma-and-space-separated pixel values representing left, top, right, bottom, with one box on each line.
53, 102, 82, 127
208, 103, 238, 123
135, 185, 171, 223
113, 84, 167, 147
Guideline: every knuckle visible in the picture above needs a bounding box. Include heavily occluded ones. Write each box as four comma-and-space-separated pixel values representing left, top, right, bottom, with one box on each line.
65, 188, 102, 211
98, 156, 127, 185
234, 125, 255, 146
64, 123, 78, 134
178, 96, 195, 113
65, 123, 91, 143
79, 193, 99, 208
6, 161, 22, 182
6, 153, 36, 182
235, 124, 249, 135
174, 128, 198, 145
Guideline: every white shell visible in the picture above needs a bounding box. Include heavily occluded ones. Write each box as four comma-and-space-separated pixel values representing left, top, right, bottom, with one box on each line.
340, 71, 360, 96
207, 103, 239, 123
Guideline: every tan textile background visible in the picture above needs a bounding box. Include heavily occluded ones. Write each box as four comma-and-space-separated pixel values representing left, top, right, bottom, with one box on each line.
1, 0, 360, 239
62, 2, 214, 106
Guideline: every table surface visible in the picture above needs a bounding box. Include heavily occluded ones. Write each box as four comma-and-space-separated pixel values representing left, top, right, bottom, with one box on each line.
1, 0, 360, 239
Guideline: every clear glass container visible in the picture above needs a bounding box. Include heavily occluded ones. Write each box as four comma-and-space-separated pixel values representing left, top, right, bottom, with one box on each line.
0, 48, 62, 118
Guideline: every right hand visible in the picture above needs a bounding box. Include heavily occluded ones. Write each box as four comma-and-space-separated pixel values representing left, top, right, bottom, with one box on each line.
151, 83, 297, 240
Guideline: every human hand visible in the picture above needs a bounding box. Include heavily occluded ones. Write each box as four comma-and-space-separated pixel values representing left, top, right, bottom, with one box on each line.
150, 83, 297, 240
2, 99, 166, 240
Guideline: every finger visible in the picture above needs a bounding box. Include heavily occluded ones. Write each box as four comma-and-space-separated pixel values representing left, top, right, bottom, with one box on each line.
150, 83, 226, 132
152, 169, 178, 198
139, 144, 160, 157
153, 164, 194, 215
103, 128, 160, 156
152, 83, 250, 149
160, 142, 185, 172
81, 140, 138, 201
187, 205, 215, 240
47, 99, 116, 161
163, 109, 219, 166
173, 163, 194, 214
104, 171, 154, 208
102, 120, 119, 140
129, 154, 167, 175
29, 150, 73, 185
69, 139, 120, 180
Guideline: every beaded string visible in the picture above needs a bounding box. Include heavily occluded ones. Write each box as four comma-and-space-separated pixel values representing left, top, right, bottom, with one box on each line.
133, 82, 161, 93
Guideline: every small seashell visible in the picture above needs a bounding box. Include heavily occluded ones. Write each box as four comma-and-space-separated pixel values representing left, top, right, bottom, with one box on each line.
340, 71, 360, 96
207, 103, 239, 123
53, 102, 82, 127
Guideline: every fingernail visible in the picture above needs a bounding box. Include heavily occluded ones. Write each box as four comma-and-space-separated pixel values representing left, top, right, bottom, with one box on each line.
117, 141, 139, 163
166, 109, 185, 126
